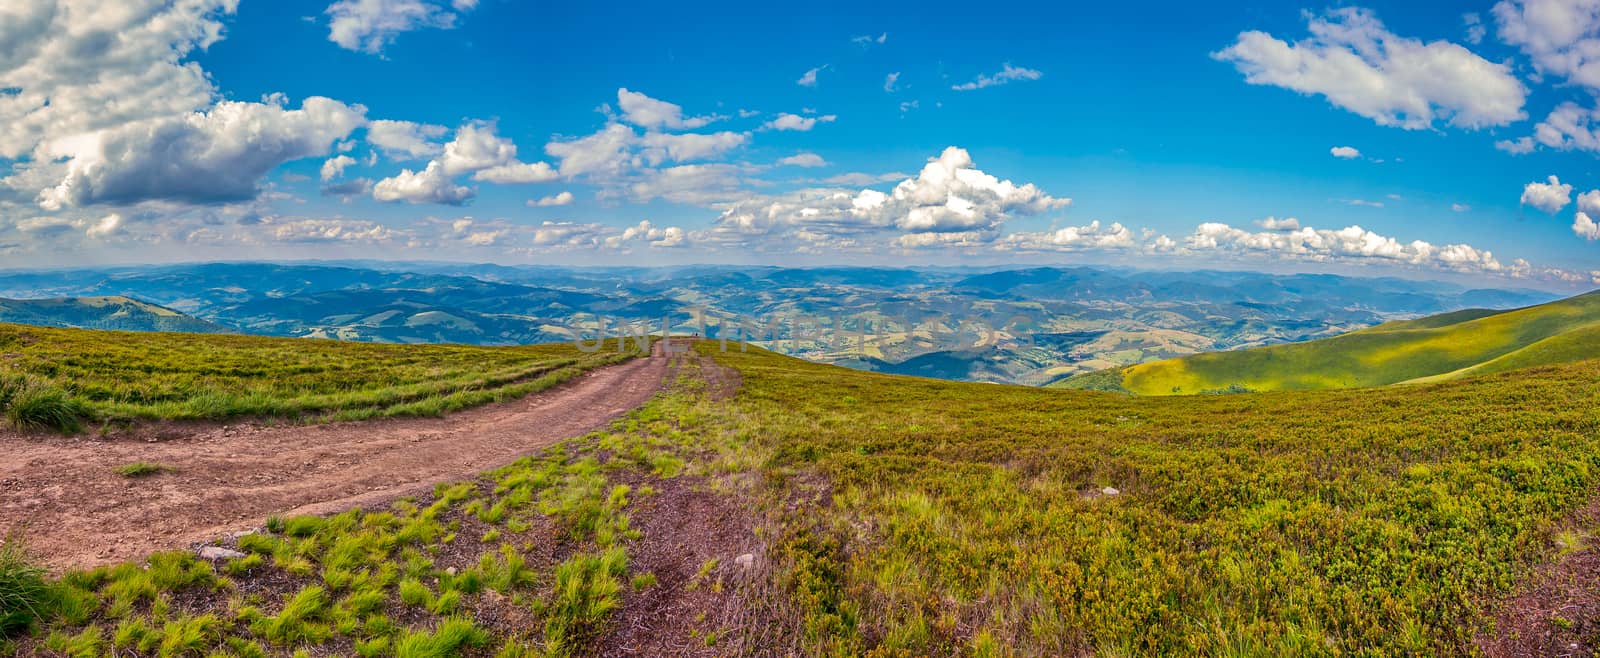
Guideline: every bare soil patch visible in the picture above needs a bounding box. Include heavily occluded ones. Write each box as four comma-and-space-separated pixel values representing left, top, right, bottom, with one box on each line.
0, 349, 666, 571
601, 472, 763, 656
1482, 499, 1600, 657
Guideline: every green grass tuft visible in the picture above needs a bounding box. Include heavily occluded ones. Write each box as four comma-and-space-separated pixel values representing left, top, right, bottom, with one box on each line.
542, 547, 627, 656
158, 614, 222, 656
114, 461, 171, 478
393, 617, 489, 658
0, 536, 50, 637
250, 585, 330, 646
3, 381, 90, 433
282, 515, 324, 538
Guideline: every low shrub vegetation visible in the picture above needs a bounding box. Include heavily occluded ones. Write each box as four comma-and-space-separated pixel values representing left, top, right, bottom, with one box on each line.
11, 339, 1600, 656
0, 323, 636, 432
693, 344, 1600, 655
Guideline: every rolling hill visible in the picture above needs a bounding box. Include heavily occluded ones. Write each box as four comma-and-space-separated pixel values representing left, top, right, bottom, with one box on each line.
0, 296, 231, 334
5, 332, 1600, 655
1062, 289, 1600, 394
0, 263, 1563, 384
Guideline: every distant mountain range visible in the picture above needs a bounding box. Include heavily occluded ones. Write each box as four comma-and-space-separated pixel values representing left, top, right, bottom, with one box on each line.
0, 262, 1565, 385
1060, 289, 1600, 394
0, 296, 231, 334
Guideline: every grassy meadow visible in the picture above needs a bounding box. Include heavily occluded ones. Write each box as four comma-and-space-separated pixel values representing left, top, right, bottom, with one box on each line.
4, 336, 1600, 655
1098, 289, 1600, 395
1, 353, 745, 658
704, 345, 1600, 654
0, 323, 632, 432
3, 426, 660, 657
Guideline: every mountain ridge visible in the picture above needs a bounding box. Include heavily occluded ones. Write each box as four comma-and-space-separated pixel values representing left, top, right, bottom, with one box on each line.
0, 295, 232, 334
0, 262, 1567, 385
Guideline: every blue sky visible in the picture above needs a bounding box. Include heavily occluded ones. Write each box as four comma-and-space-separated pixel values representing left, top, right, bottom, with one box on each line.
2, 0, 1599, 290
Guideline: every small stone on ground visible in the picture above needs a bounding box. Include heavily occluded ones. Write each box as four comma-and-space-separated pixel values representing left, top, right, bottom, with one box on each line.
197, 545, 246, 560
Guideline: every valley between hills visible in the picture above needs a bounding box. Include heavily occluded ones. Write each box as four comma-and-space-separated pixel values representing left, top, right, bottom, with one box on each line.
0, 262, 1561, 387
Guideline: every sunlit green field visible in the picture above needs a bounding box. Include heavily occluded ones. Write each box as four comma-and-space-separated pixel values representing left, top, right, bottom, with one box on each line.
1, 353, 723, 658
5, 337, 1599, 656
1110, 290, 1600, 395
0, 323, 629, 431
705, 345, 1600, 655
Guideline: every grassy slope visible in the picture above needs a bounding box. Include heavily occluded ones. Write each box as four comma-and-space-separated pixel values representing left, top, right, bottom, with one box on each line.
700, 345, 1600, 655
1407, 322, 1600, 384
0, 323, 631, 428
8, 339, 1600, 656
1110, 289, 1600, 395
5, 351, 741, 658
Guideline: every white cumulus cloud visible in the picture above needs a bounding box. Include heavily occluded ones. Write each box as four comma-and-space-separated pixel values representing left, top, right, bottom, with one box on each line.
436, 122, 519, 175
638, 131, 749, 164
764, 113, 837, 132
321, 155, 357, 182
325, 0, 474, 54
38, 96, 367, 209
616, 88, 721, 130
0, 0, 236, 160
366, 120, 448, 159
472, 161, 558, 184
1214, 8, 1527, 129
998, 220, 1136, 252
85, 212, 122, 238
545, 124, 636, 178
1183, 221, 1505, 274
1502, 102, 1600, 155
267, 217, 396, 243
1493, 0, 1600, 90
605, 220, 687, 249
875, 147, 1069, 232
527, 191, 574, 207
372, 161, 472, 205
1576, 189, 1600, 240
1256, 216, 1302, 230
777, 153, 827, 168
1576, 211, 1600, 240
1521, 175, 1573, 213
708, 146, 1068, 245
374, 122, 558, 202
1330, 146, 1361, 159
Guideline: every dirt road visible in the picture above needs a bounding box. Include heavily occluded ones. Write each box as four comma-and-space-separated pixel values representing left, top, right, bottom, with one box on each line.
0, 348, 668, 570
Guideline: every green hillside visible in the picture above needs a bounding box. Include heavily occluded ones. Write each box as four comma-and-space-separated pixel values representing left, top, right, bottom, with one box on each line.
0, 296, 233, 334
9, 339, 1600, 655
1083, 289, 1600, 395
0, 323, 630, 431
